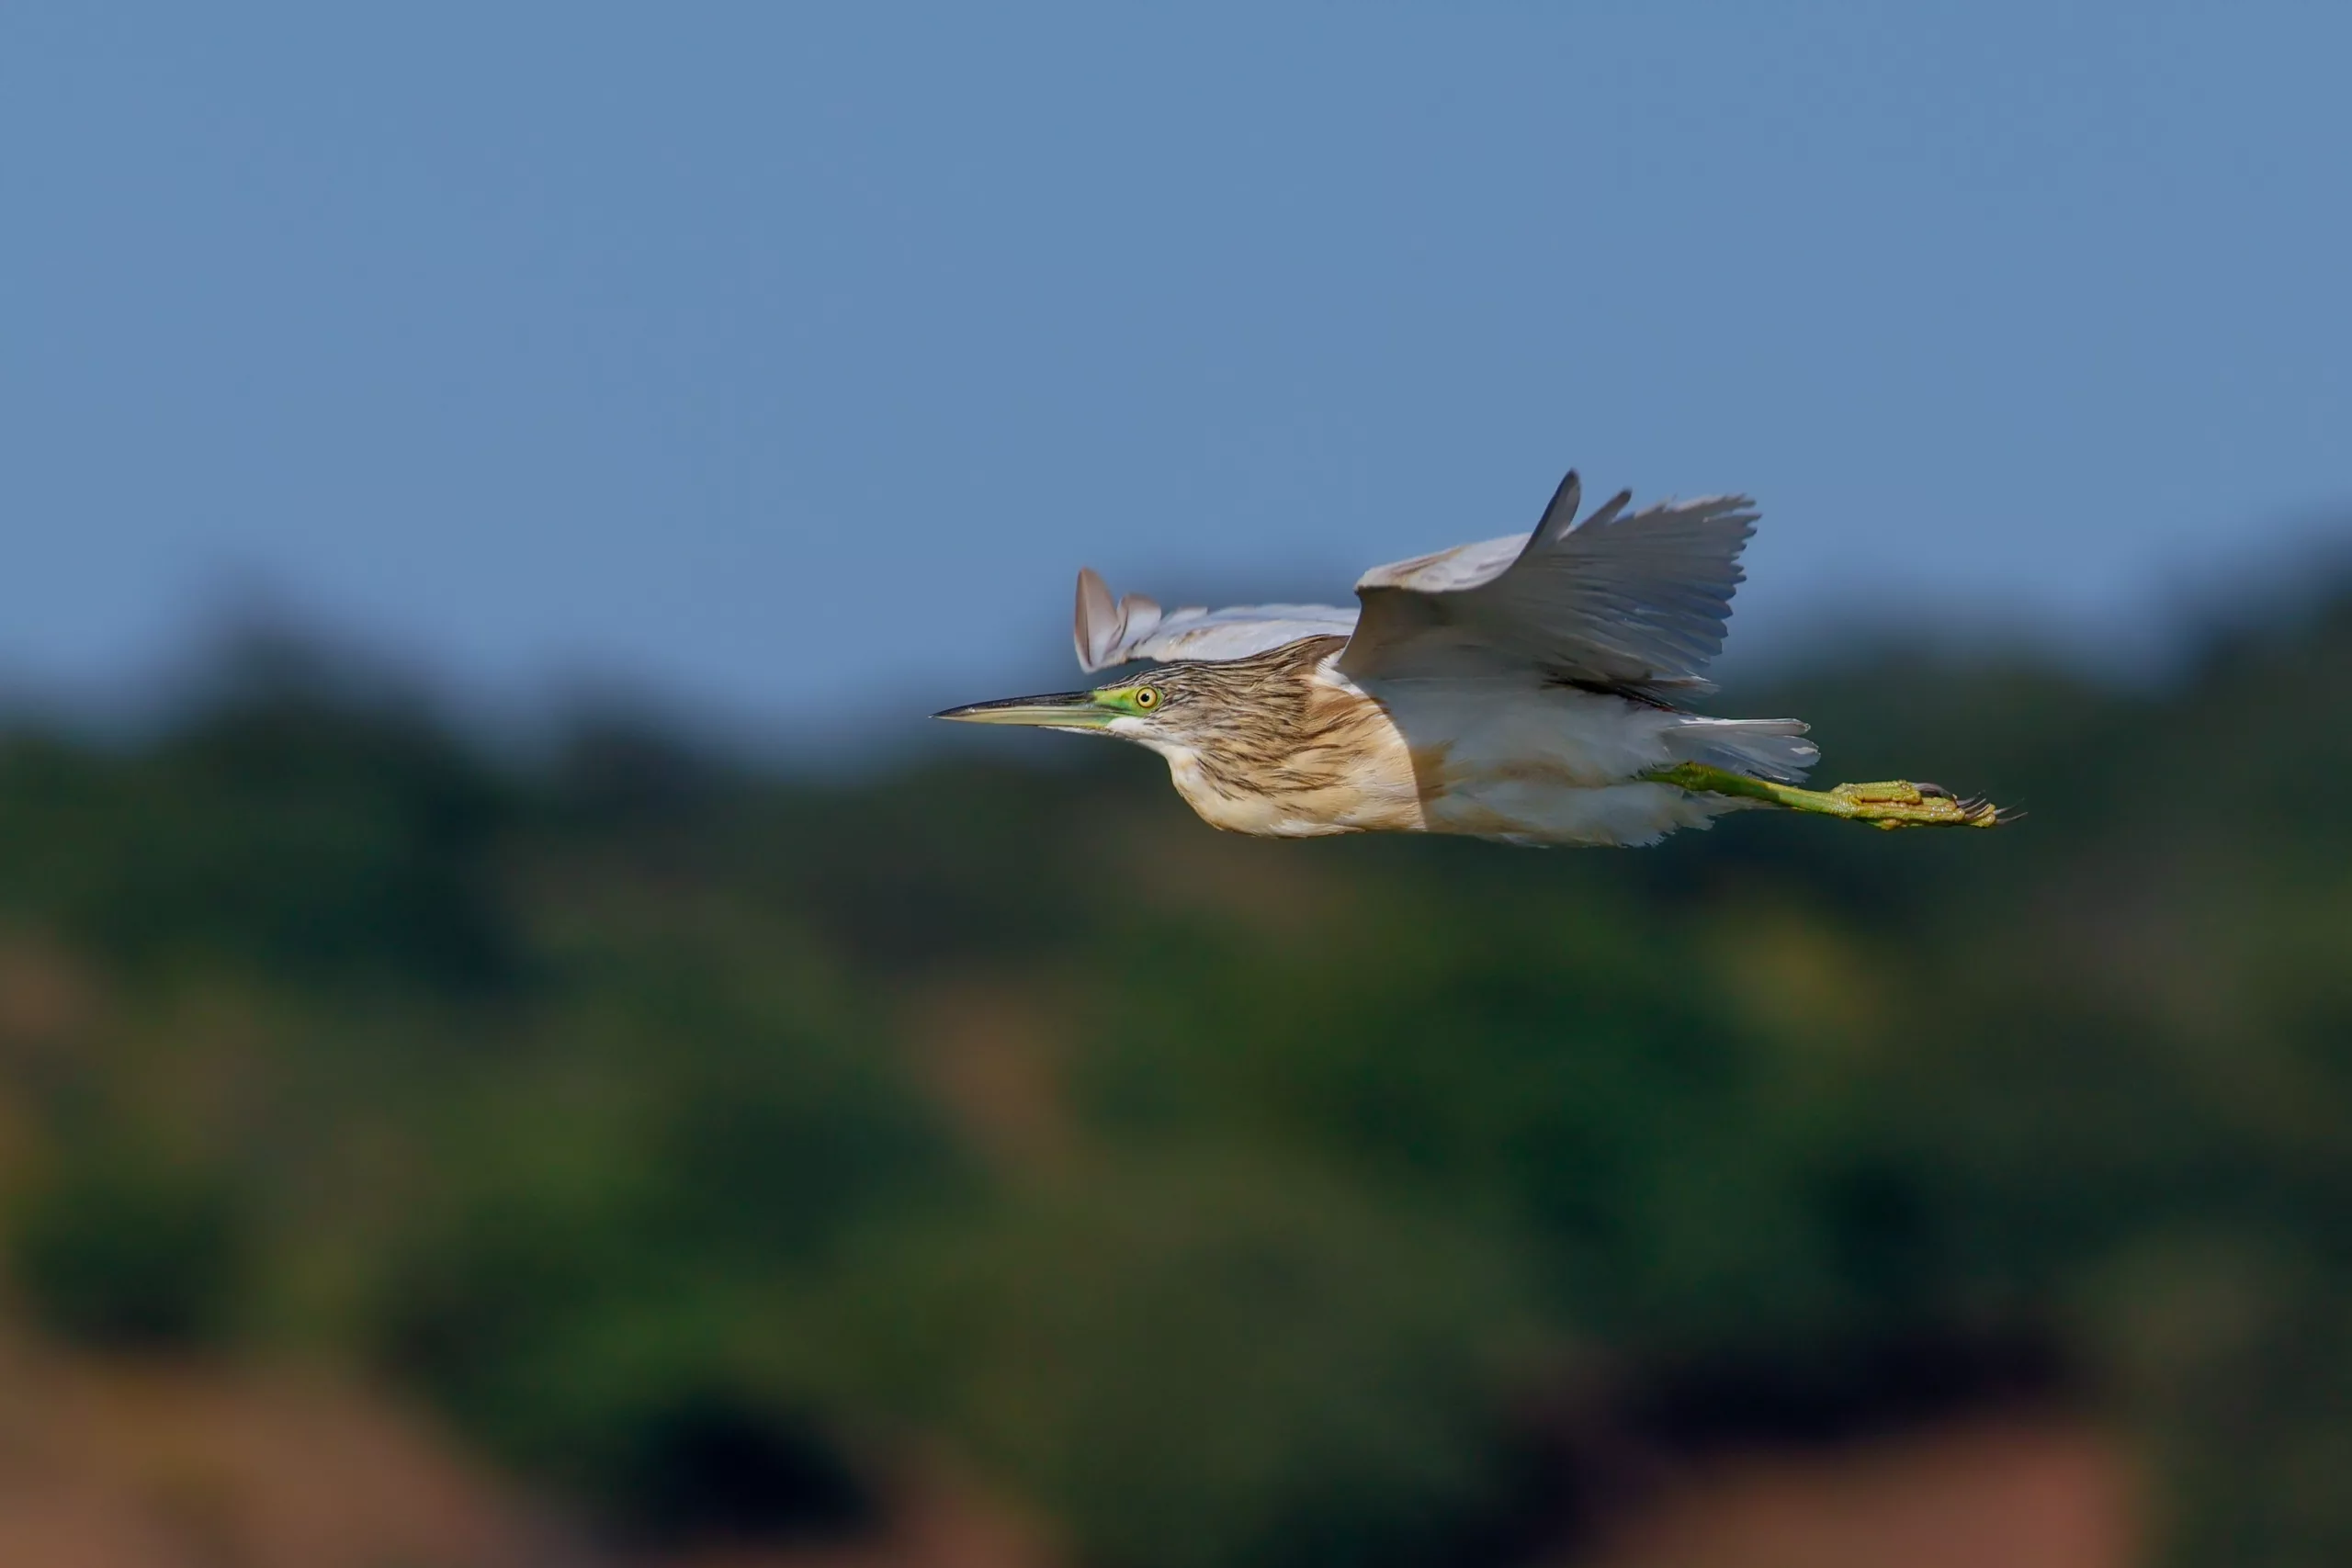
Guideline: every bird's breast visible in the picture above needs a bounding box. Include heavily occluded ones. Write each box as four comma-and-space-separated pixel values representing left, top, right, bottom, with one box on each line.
1161, 682, 1430, 838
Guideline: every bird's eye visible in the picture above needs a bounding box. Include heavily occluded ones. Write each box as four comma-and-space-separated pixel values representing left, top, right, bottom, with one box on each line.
1131, 685, 1162, 710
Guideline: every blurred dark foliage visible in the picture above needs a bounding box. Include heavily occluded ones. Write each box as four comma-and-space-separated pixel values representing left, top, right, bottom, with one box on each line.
2, 583, 2350, 1565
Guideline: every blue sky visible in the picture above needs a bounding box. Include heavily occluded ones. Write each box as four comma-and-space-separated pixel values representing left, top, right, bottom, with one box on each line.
5, 5, 2347, 737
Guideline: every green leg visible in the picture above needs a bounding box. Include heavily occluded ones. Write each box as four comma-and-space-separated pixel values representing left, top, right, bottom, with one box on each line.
1644, 762, 2007, 830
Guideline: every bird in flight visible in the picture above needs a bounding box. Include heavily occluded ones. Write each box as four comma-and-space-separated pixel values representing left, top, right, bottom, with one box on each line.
936, 470, 2007, 847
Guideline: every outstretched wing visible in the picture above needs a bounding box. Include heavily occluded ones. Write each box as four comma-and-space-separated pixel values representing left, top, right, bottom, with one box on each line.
1072, 469, 1756, 684
1074, 567, 1357, 674
1336, 470, 1758, 692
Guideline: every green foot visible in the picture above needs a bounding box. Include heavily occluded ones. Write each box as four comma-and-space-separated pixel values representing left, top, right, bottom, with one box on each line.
1645, 763, 2009, 830
1818, 779, 2006, 830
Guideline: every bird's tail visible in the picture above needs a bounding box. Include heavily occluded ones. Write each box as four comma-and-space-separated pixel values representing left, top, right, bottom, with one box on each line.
1667, 716, 1819, 784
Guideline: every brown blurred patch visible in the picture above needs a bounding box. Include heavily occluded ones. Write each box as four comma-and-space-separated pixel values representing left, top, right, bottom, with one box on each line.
0, 933, 103, 1054
0, 1326, 1064, 1568
901, 977, 1076, 1176
0, 1334, 533, 1568
1570, 1415, 2139, 1568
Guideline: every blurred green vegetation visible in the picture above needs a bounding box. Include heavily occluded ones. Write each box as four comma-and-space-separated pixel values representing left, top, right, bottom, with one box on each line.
2, 586, 2350, 1566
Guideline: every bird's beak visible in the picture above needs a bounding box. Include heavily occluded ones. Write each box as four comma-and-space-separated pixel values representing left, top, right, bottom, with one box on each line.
932, 690, 1113, 728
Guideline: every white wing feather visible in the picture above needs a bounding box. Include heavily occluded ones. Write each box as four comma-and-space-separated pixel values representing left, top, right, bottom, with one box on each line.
1073, 567, 1356, 674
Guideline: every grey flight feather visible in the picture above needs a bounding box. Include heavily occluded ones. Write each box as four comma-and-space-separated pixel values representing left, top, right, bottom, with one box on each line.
1073, 468, 1758, 692
1338, 470, 1758, 691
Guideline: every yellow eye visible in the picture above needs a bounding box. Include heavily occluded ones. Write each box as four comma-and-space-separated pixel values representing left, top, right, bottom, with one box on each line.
1130, 685, 1162, 711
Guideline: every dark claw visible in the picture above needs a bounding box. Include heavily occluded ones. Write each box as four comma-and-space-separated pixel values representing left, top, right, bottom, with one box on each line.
1917, 781, 1954, 799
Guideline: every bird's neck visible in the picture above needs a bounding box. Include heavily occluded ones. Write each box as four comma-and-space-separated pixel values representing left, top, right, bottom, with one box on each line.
1159, 644, 1424, 836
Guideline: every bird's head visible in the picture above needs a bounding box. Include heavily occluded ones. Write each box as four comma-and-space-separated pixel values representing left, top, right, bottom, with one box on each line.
932, 665, 1233, 755
935, 635, 1347, 779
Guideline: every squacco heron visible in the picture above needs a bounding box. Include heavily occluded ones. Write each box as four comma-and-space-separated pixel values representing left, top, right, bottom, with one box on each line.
937, 470, 2008, 848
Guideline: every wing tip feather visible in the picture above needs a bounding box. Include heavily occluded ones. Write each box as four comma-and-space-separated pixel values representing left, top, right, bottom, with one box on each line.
1074, 568, 1119, 671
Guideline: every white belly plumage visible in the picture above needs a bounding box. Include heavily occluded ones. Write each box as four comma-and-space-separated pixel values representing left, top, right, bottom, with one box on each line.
1374, 676, 1759, 847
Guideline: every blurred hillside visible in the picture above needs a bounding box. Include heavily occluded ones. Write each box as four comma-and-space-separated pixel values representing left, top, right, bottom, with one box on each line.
1, 577, 2350, 1568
